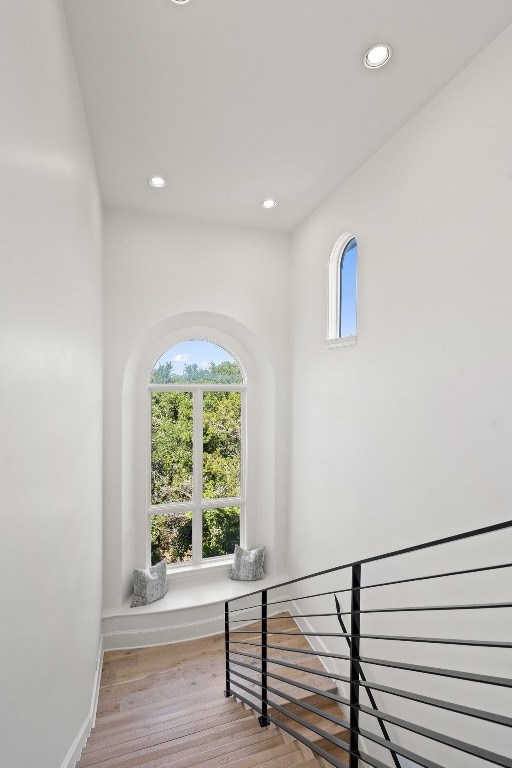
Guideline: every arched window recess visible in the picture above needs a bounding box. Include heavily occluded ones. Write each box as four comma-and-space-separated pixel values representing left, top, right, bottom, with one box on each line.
327, 232, 358, 346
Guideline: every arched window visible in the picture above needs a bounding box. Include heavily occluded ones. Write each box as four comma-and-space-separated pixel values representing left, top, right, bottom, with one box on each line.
327, 233, 358, 343
148, 339, 245, 567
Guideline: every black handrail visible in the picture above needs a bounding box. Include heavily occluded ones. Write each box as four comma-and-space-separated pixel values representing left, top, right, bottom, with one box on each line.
228, 518, 512, 599
224, 519, 512, 768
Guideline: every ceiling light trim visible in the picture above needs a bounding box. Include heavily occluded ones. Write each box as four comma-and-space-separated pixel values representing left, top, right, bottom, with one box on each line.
149, 176, 166, 188
364, 43, 392, 69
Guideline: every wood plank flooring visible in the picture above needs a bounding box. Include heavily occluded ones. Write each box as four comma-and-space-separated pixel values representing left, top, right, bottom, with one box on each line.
78, 613, 349, 768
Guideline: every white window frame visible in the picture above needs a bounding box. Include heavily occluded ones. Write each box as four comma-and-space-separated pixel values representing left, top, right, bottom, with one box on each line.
327, 231, 357, 348
147, 375, 247, 570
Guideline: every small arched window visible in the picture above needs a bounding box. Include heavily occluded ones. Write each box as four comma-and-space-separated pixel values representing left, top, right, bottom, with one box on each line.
328, 233, 358, 343
148, 339, 245, 567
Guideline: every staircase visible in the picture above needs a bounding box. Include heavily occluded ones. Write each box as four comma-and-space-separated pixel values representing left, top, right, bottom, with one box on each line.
78, 520, 512, 768
77, 616, 348, 768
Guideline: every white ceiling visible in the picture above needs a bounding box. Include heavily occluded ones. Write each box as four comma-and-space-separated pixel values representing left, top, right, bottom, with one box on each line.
64, 0, 512, 232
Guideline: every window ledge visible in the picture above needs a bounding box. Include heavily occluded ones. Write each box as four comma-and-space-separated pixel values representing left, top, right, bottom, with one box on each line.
325, 335, 357, 349
166, 558, 233, 582
102, 571, 290, 619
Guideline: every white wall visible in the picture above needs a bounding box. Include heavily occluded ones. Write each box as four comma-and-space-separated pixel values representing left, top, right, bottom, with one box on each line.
0, 3, 103, 767
288, 23, 512, 767
103, 209, 290, 608
289, 23, 512, 578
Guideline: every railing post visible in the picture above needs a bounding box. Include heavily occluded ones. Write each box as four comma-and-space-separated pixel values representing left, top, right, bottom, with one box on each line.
258, 589, 269, 726
349, 564, 361, 768
224, 601, 231, 697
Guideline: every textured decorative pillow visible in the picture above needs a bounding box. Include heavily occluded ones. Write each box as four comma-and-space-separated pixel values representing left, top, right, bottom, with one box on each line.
230, 545, 265, 581
131, 560, 168, 607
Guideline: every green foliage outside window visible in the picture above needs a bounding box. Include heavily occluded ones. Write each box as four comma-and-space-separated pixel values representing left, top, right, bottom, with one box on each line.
151, 392, 193, 505
150, 360, 243, 385
150, 359, 243, 565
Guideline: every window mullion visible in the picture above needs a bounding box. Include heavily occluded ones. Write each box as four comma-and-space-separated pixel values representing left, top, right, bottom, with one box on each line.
192, 389, 203, 563
241, 388, 247, 548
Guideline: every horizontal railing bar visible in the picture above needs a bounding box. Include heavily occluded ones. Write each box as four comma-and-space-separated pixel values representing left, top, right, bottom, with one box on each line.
358, 655, 512, 687
231, 603, 512, 624
231, 666, 351, 730
228, 590, 351, 614
229, 633, 512, 675
229, 662, 511, 764
228, 629, 346, 636
227, 561, 512, 615
226, 518, 512, 602
229, 628, 512, 652
267, 588, 350, 603
230, 640, 352, 666
230, 632, 512, 650
356, 561, 512, 593
229, 660, 350, 707
267, 717, 350, 768
231, 659, 508, 765
230, 671, 449, 768
229, 680, 350, 768
230, 646, 512, 688
226, 617, 265, 626
265, 697, 351, 753
232, 602, 512, 619
357, 751, 404, 768
229, 640, 348, 659
356, 702, 512, 767
357, 727, 448, 768
230, 648, 351, 683
270, 686, 350, 730
358, 679, 512, 728
322, 631, 512, 649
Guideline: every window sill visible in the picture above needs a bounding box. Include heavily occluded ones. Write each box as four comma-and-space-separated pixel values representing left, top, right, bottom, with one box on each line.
325, 335, 357, 349
102, 571, 289, 619
166, 557, 233, 582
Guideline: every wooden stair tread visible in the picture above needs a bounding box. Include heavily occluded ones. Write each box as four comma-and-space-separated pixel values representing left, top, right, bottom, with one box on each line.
81, 706, 254, 758
93, 687, 226, 730
79, 717, 267, 767
86, 699, 243, 750
81, 611, 349, 768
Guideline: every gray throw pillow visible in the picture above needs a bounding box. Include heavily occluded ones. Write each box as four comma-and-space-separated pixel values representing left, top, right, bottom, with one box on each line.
131, 560, 168, 607
230, 544, 265, 581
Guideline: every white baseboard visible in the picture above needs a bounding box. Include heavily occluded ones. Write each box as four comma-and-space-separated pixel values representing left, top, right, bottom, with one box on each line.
103, 612, 227, 650
60, 635, 103, 768
59, 715, 91, 768
103, 597, 292, 651
91, 636, 104, 728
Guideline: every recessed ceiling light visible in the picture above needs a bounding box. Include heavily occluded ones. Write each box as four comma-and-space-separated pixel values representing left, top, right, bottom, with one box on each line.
170, 0, 191, 4
364, 44, 392, 68
261, 199, 277, 209
149, 176, 166, 188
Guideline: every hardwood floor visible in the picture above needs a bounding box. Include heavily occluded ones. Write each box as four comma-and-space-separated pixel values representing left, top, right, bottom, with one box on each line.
78, 614, 349, 768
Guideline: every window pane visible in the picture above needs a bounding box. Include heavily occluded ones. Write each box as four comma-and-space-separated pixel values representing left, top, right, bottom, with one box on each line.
202, 506, 240, 559
340, 238, 357, 337
203, 391, 241, 499
151, 512, 193, 565
151, 340, 243, 383
151, 392, 193, 504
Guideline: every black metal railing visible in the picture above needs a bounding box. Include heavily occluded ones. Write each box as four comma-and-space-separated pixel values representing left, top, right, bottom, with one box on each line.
224, 520, 512, 768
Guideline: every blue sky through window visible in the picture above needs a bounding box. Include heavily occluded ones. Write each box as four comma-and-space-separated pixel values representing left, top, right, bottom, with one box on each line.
154, 340, 236, 376
340, 238, 357, 337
